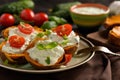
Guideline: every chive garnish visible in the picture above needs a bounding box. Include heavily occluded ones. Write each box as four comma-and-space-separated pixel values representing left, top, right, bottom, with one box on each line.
37, 42, 58, 50
45, 56, 50, 64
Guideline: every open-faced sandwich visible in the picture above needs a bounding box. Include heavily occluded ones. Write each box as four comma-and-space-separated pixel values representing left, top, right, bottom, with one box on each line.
37, 24, 80, 54
23, 23, 80, 69
51, 24, 80, 54
0, 22, 80, 69
24, 39, 65, 69
2, 22, 42, 38
108, 26, 120, 46
0, 22, 42, 63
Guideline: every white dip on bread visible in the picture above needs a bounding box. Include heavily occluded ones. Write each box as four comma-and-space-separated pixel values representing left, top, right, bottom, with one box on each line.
48, 30, 80, 47
2, 40, 28, 54
27, 40, 64, 66
2, 27, 38, 54
9, 27, 38, 41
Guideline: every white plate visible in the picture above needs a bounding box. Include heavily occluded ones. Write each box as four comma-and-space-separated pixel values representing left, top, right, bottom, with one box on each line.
0, 36, 95, 73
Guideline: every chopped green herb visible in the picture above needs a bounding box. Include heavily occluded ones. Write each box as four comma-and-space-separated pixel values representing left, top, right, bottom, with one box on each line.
45, 30, 51, 35
20, 22, 26, 28
61, 39, 69, 45
45, 42, 58, 49
37, 33, 45, 38
3, 59, 9, 65
37, 44, 46, 50
63, 35, 68, 40
5, 37, 8, 41
37, 42, 58, 50
45, 56, 50, 64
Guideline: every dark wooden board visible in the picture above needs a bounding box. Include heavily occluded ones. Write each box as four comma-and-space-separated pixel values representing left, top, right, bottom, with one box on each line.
87, 30, 120, 52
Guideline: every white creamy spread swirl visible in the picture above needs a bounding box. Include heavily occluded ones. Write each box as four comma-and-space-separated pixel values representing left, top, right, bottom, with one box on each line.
2, 40, 29, 54
48, 30, 80, 47
27, 40, 64, 66
2, 27, 38, 54
9, 27, 38, 41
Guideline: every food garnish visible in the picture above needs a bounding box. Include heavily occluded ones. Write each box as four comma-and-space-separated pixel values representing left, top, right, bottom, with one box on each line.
54, 24, 72, 36
18, 22, 34, 34
9, 35, 25, 48
45, 56, 51, 64
37, 42, 58, 50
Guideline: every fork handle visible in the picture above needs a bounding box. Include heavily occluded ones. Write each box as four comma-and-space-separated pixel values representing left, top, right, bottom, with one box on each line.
75, 46, 120, 57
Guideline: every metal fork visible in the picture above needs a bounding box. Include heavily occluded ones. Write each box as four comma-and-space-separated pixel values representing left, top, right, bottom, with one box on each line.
74, 46, 120, 57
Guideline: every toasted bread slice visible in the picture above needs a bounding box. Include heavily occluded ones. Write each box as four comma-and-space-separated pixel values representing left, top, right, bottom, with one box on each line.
108, 26, 120, 46
2, 26, 43, 38
64, 43, 78, 55
104, 15, 120, 30
24, 52, 64, 69
24, 38, 65, 69
2, 26, 16, 38
0, 41, 26, 64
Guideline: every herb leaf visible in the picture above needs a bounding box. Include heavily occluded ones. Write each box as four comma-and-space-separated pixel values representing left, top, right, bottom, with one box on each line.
45, 30, 51, 35
37, 33, 45, 38
61, 39, 68, 45
20, 22, 26, 28
63, 35, 68, 40
37, 42, 58, 50
45, 42, 58, 49
37, 44, 45, 50
3, 59, 9, 65
45, 56, 50, 64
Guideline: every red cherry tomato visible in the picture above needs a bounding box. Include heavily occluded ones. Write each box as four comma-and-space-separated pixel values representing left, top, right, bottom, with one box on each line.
33, 12, 48, 26
0, 13, 15, 27
20, 9, 35, 21
54, 24, 72, 36
9, 35, 25, 48
18, 22, 34, 34
65, 54, 72, 64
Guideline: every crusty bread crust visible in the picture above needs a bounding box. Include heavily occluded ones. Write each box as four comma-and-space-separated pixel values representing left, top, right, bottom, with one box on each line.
0, 26, 43, 64
108, 30, 120, 46
24, 38, 65, 69
64, 43, 78, 55
24, 52, 64, 69
0, 41, 26, 64
2, 26, 16, 38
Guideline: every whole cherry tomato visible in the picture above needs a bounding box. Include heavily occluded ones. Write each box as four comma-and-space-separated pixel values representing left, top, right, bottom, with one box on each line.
9, 35, 25, 48
18, 22, 34, 34
33, 12, 48, 26
20, 9, 35, 21
54, 24, 72, 36
0, 13, 15, 27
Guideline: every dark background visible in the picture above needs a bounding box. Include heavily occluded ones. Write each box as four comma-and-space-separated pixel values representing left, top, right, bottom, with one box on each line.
0, 0, 115, 13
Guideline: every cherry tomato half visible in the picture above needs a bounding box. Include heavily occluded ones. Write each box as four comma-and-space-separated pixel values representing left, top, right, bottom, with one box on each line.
9, 35, 25, 48
54, 24, 72, 36
64, 54, 72, 64
20, 9, 35, 21
0, 13, 15, 27
33, 12, 48, 26
18, 22, 34, 34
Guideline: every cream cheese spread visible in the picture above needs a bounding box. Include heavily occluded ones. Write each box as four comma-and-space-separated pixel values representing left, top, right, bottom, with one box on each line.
48, 31, 80, 47
27, 40, 64, 66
